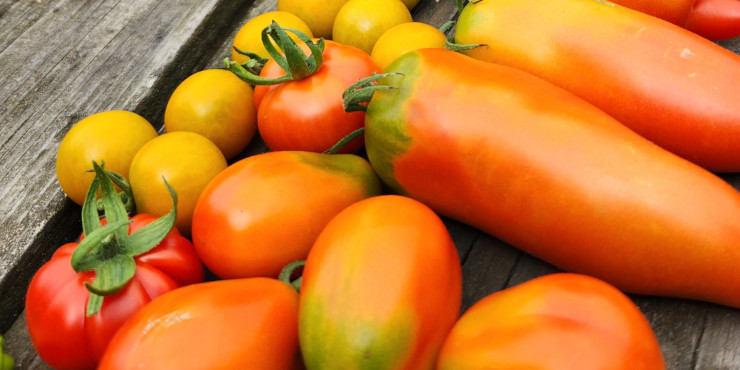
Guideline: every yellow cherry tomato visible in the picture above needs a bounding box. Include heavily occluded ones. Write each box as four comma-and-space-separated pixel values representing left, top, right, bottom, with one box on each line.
371, 22, 447, 70
230, 11, 314, 65
277, 0, 350, 39
56, 111, 157, 206
332, 0, 412, 54
128, 132, 227, 236
401, 0, 420, 8
164, 69, 257, 160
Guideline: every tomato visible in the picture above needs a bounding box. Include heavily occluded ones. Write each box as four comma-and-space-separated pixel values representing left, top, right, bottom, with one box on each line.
299, 195, 462, 369
56, 110, 157, 205
371, 22, 447, 70
455, 0, 740, 172
129, 132, 227, 236
437, 274, 664, 369
231, 11, 314, 65
277, 0, 349, 39
26, 213, 204, 370
164, 69, 257, 160
191, 151, 381, 279
251, 39, 380, 153
684, 0, 740, 41
99, 278, 301, 370
332, 0, 412, 54
358, 48, 740, 308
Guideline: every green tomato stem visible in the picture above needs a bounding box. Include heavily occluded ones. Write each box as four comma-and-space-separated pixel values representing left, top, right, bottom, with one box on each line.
279, 260, 306, 292
342, 72, 403, 113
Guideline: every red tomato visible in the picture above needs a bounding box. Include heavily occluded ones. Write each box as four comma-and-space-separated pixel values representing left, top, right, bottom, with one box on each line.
99, 278, 301, 370
437, 273, 664, 369
25, 214, 204, 370
253, 40, 380, 153
299, 195, 462, 369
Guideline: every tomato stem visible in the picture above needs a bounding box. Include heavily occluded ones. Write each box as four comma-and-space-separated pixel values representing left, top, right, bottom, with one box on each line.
279, 260, 306, 292
324, 128, 365, 154
225, 22, 325, 85
73, 161, 180, 316
342, 72, 403, 113
232, 46, 270, 75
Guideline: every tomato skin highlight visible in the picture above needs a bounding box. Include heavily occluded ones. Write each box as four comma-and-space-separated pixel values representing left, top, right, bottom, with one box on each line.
254, 40, 380, 154
25, 214, 204, 370
299, 195, 462, 370
191, 151, 381, 280
365, 48, 740, 308
456, 0, 740, 172
99, 278, 301, 370
437, 273, 664, 370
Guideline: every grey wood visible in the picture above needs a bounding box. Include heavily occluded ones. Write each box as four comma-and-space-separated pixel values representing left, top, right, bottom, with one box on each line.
2, 0, 740, 368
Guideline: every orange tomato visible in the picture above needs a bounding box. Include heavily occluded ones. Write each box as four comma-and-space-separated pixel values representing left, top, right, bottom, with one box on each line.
99, 278, 301, 370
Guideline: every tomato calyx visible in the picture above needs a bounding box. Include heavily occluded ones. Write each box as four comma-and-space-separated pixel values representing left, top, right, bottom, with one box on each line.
231, 46, 270, 76
225, 21, 325, 85
0, 335, 14, 370
438, 20, 487, 53
342, 72, 402, 113
278, 260, 306, 292
71, 161, 179, 316
89, 169, 136, 216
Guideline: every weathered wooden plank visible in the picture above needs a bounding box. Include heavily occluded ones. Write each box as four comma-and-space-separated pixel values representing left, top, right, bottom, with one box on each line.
0, 0, 258, 333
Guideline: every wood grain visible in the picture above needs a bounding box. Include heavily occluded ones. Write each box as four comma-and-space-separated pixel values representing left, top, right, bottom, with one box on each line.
2, 0, 740, 368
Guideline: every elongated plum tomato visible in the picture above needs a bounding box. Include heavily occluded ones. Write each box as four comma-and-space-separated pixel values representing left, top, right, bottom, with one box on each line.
129, 132, 227, 236
437, 273, 664, 369
371, 22, 447, 70
99, 278, 301, 370
230, 11, 314, 65
299, 195, 462, 370
191, 151, 381, 279
332, 0, 412, 54
25, 214, 204, 370
164, 69, 257, 160
56, 110, 157, 205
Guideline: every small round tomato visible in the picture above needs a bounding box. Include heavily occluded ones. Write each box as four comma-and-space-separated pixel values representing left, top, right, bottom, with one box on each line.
371, 22, 447, 70
56, 111, 157, 205
128, 132, 227, 236
277, 0, 350, 39
332, 0, 412, 54
230, 11, 314, 65
164, 69, 257, 160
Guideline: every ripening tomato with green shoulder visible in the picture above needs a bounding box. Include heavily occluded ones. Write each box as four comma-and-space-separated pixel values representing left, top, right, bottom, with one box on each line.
437, 273, 664, 369
99, 278, 301, 370
56, 110, 157, 205
228, 24, 380, 153
455, 0, 740, 172
164, 69, 257, 160
299, 195, 462, 370
191, 150, 381, 280
351, 48, 740, 309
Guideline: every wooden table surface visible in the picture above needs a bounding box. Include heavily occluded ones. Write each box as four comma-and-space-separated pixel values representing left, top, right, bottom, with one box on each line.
1, 0, 739, 368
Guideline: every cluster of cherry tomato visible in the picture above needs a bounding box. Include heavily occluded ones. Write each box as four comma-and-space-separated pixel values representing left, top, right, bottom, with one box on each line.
27, 0, 740, 367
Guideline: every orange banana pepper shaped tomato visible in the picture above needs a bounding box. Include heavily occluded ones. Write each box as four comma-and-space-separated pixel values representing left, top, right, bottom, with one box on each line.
360, 49, 740, 308
191, 151, 381, 279
99, 278, 301, 370
437, 273, 664, 370
299, 195, 462, 370
455, 0, 740, 172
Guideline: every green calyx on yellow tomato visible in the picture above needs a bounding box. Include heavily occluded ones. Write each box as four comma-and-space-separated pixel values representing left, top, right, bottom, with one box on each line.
225, 22, 324, 85
73, 162, 178, 316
